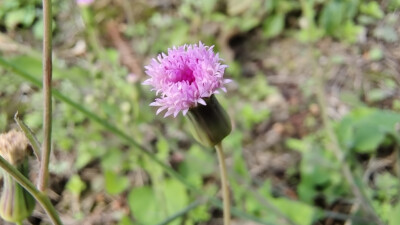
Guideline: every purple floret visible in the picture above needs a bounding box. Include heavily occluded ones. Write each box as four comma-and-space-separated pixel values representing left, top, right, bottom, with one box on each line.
143, 42, 230, 117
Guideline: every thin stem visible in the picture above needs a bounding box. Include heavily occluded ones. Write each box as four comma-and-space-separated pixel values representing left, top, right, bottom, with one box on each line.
215, 142, 231, 225
313, 53, 384, 225
0, 156, 62, 225
38, 0, 53, 192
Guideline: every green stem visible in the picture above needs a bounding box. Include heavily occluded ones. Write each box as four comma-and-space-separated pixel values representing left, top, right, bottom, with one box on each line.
215, 143, 231, 225
0, 156, 62, 225
38, 0, 53, 192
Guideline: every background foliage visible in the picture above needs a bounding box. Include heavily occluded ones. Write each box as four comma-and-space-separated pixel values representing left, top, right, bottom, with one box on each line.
0, 0, 400, 224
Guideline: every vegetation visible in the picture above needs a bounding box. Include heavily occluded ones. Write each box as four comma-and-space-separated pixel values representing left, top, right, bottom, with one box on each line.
0, 0, 399, 224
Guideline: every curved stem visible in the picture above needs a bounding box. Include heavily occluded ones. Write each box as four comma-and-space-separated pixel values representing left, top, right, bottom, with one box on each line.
215, 142, 231, 225
38, 0, 53, 192
0, 156, 62, 225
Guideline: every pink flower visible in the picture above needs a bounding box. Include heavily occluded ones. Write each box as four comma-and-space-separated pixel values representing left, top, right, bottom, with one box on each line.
143, 42, 230, 117
77, 0, 94, 6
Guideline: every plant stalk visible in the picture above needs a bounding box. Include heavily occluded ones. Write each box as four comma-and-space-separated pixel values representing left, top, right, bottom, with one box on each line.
0, 156, 62, 225
38, 0, 53, 192
215, 143, 231, 225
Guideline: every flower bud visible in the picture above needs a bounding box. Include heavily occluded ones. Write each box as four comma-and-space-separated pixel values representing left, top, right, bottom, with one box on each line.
0, 130, 35, 223
187, 95, 232, 147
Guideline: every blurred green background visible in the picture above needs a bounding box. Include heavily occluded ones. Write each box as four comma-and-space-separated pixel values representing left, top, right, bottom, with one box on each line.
0, 0, 400, 224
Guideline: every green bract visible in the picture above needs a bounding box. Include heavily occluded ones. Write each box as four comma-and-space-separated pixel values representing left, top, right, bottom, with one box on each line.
187, 95, 232, 147
0, 162, 35, 224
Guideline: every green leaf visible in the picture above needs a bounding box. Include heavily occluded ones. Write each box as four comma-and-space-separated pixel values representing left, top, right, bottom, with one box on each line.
66, 175, 87, 197
375, 173, 399, 200
270, 198, 314, 225
393, 100, 400, 111
360, 1, 384, 19
4, 7, 35, 29
353, 122, 385, 153
240, 103, 270, 128
286, 138, 309, 153
0, 1, 20, 18
319, 0, 362, 42
188, 204, 210, 223
128, 186, 159, 224
104, 170, 130, 195
162, 179, 188, 221
156, 137, 169, 161
389, 202, 400, 225
128, 179, 188, 225
9, 56, 42, 79
199, 0, 217, 14
238, 17, 260, 32
335, 117, 354, 150
337, 21, 364, 43
117, 215, 133, 225
356, 110, 400, 133
388, 0, 400, 10
319, 0, 344, 35
340, 109, 400, 152
262, 13, 284, 39
368, 47, 384, 61
178, 145, 215, 188
245, 194, 263, 215
101, 150, 124, 171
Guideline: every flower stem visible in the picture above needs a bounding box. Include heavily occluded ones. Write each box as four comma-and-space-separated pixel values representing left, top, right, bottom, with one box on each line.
215, 142, 231, 225
0, 156, 62, 225
38, 0, 53, 192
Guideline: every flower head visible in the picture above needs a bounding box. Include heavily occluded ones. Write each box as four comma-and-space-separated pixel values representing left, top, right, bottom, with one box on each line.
0, 130, 30, 165
143, 42, 230, 117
